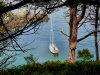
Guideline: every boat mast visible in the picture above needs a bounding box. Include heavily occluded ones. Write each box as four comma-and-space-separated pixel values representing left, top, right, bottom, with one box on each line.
50, 18, 54, 45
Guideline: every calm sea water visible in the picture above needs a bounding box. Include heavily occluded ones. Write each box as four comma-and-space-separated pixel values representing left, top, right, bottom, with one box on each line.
10, 8, 100, 66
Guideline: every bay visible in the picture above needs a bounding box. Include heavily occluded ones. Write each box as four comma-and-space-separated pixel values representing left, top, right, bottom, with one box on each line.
10, 8, 100, 66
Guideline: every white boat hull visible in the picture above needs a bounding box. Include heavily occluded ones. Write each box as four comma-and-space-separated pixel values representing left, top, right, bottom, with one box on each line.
49, 44, 59, 53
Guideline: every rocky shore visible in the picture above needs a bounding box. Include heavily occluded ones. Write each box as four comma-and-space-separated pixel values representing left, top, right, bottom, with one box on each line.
0, 9, 49, 32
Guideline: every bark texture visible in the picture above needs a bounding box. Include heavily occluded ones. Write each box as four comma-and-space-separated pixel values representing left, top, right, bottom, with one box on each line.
68, 5, 86, 63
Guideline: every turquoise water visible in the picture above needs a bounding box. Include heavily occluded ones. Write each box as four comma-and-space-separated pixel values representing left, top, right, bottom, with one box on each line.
11, 8, 100, 66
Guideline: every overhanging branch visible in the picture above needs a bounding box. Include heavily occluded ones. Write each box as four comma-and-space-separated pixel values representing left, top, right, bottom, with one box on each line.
77, 30, 100, 42
0, 0, 33, 15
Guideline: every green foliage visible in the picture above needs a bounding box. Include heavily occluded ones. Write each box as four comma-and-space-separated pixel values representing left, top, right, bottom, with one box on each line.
2, 12, 13, 18
0, 1, 6, 22
0, 1, 12, 17
24, 54, 38, 64
0, 1, 6, 9
77, 48, 94, 61
0, 1, 13, 25
0, 61, 100, 75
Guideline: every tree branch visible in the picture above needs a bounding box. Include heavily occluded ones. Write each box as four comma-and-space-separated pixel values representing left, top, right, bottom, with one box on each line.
78, 13, 90, 28
77, 30, 100, 42
77, 4, 86, 23
64, 15, 69, 24
0, 0, 32, 15
60, 29, 69, 40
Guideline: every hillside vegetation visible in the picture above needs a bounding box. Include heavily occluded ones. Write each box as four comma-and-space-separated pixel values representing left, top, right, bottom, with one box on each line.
0, 61, 100, 75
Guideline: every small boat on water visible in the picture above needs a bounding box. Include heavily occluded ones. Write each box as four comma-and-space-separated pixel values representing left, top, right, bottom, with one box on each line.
49, 44, 59, 53
49, 18, 59, 54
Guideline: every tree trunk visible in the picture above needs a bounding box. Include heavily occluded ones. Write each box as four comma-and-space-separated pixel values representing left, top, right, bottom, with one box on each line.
68, 6, 78, 63
94, 5, 99, 62
68, 24, 78, 63
68, 5, 86, 63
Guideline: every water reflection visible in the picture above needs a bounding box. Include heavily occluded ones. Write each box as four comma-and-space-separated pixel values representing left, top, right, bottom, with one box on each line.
50, 52, 58, 58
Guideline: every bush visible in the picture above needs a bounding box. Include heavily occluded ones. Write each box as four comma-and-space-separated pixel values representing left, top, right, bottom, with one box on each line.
24, 54, 38, 64
0, 61, 100, 75
77, 48, 94, 61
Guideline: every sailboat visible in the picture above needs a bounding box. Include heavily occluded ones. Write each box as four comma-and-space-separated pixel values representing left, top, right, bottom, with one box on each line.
49, 18, 59, 54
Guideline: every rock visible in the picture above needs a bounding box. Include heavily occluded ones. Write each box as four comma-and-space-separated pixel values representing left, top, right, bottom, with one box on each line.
3, 12, 14, 24
13, 9, 29, 17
